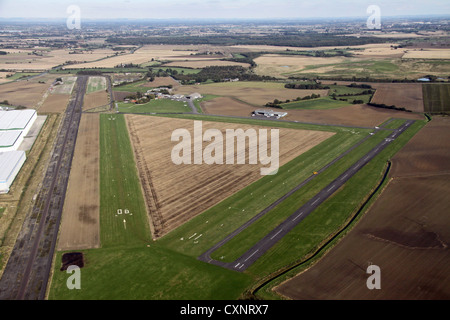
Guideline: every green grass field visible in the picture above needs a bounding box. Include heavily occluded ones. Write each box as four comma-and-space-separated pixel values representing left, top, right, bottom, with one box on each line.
48, 112, 426, 300
280, 83, 373, 110
281, 97, 350, 110
422, 83, 450, 114
2, 72, 40, 82
48, 113, 253, 300
118, 99, 191, 113
86, 76, 107, 94
98, 114, 152, 247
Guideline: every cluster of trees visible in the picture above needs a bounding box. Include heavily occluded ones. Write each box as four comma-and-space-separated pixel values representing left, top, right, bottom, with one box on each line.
347, 83, 373, 89
114, 63, 142, 68
368, 102, 411, 112
106, 33, 392, 48
76, 70, 103, 75
264, 93, 322, 108
285, 83, 330, 90
280, 49, 353, 58
171, 66, 277, 84
223, 52, 262, 68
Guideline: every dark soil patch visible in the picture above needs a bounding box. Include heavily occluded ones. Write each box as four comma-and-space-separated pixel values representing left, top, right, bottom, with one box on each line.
60, 252, 84, 271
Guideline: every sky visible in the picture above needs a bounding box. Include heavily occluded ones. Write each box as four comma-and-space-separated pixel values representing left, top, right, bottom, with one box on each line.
0, 0, 449, 20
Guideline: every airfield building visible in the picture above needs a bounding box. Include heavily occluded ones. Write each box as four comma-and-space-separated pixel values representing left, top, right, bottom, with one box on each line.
252, 109, 288, 119
0, 109, 37, 193
0, 151, 26, 193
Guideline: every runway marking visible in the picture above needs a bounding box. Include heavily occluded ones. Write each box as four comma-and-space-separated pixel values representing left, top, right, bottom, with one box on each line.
311, 198, 320, 205
293, 212, 304, 221
327, 185, 336, 192
270, 229, 283, 240
341, 173, 348, 180
235, 263, 240, 268
244, 249, 259, 262
194, 234, 203, 241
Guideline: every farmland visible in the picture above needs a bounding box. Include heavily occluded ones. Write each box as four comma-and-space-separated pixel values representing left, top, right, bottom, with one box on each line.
57, 114, 101, 251
0, 14, 448, 304
86, 76, 107, 94
174, 81, 329, 107
125, 115, 335, 238
367, 83, 425, 112
422, 83, 450, 114
274, 117, 449, 300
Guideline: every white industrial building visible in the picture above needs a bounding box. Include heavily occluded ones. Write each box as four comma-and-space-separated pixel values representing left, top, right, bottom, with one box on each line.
0, 109, 36, 193
0, 151, 26, 193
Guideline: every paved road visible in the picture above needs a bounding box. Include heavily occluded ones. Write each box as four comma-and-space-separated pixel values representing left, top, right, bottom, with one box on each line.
199, 120, 415, 272
0, 76, 88, 300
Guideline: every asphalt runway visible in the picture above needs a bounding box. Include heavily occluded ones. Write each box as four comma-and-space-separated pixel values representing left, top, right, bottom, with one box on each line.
0, 76, 87, 300
199, 120, 415, 272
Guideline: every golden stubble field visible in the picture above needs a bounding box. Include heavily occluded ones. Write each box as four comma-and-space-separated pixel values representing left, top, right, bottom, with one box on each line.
57, 114, 101, 251
68, 45, 199, 69
275, 117, 450, 300
125, 115, 335, 239
0, 48, 117, 71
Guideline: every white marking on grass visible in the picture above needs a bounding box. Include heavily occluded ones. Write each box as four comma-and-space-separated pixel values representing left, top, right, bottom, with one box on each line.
189, 233, 197, 239
194, 234, 202, 241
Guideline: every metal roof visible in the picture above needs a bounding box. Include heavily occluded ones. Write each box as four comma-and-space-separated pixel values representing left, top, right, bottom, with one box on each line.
0, 109, 36, 131
0, 151, 26, 183
0, 130, 22, 148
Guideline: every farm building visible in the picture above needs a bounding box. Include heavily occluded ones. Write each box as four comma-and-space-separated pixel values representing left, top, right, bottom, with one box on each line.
187, 93, 203, 100
0, 151, 26, 193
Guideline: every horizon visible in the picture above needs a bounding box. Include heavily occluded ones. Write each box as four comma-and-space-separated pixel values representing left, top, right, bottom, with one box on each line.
0, 0, 449, 20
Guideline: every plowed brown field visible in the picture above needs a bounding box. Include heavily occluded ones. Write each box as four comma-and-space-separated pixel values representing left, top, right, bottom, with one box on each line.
125, 115, 335, 239
83, 90, 109, 110
275, 116, 450, 300
57, 114, 100, 251
39, 93, 70, 113
370, 83, 424, 112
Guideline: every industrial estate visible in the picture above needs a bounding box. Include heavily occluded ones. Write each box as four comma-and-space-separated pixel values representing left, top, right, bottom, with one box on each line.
0, 2, 448, 308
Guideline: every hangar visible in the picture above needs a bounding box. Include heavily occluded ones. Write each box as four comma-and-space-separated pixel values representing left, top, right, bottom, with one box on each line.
0, 151, 26, 193
0, 109, 37, 193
